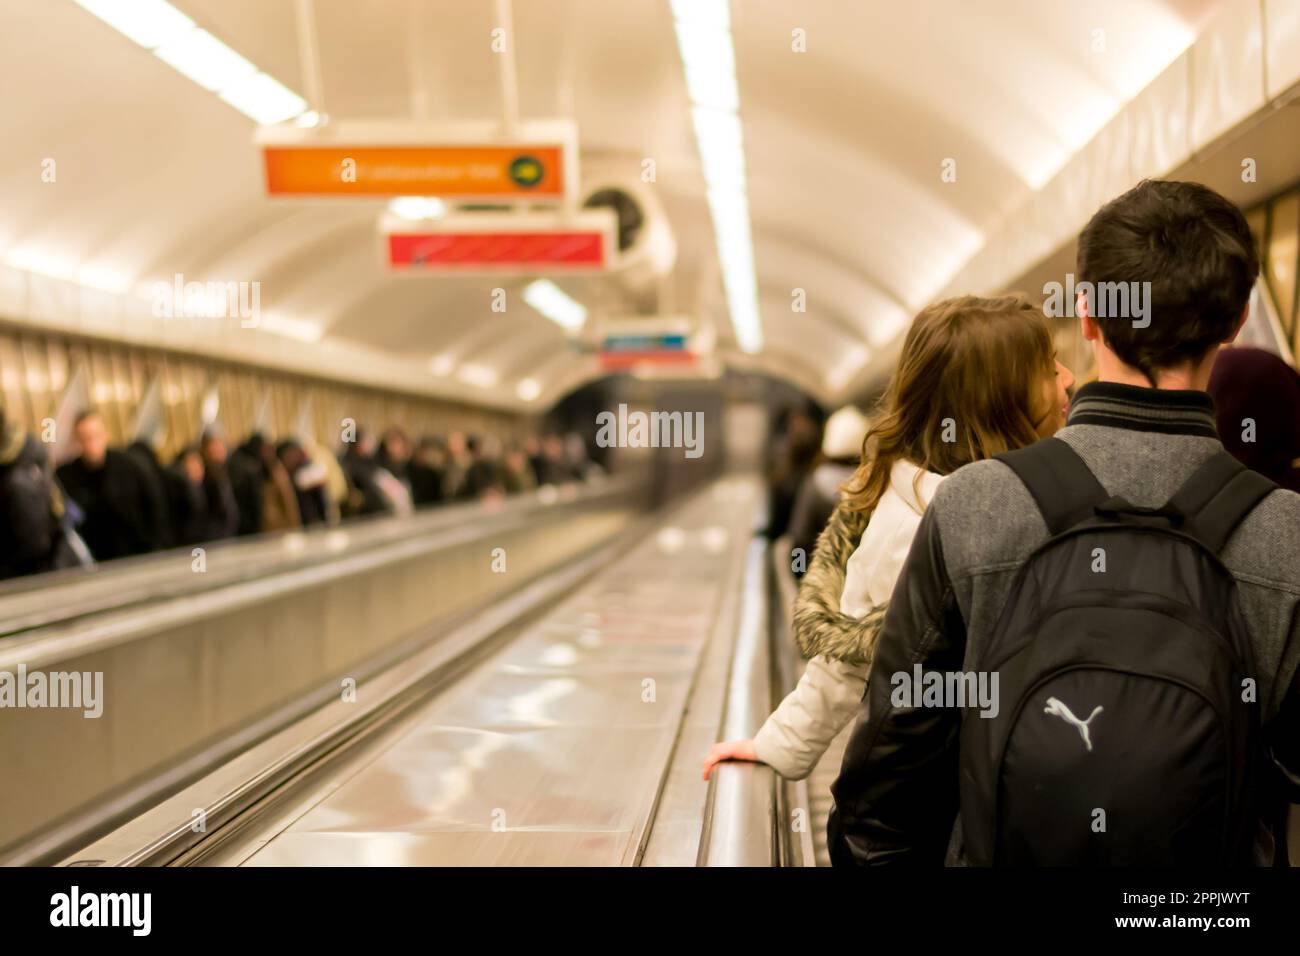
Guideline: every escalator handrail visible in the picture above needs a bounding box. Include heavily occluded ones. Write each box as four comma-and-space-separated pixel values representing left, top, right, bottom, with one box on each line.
696, 536, 782, 866
0, 475, 640, 638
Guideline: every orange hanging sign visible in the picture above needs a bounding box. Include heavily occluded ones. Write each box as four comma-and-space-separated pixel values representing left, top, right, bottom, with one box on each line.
263, 145, 565, 198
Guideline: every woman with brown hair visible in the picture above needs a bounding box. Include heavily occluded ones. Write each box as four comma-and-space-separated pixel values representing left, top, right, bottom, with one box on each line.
703, 294, 1074, 781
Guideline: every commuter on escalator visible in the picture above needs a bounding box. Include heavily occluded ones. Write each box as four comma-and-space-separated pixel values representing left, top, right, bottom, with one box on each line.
523, 435, 547, 487
502, 443, 537, 495
56, 411, 159, 561
408, 435, 447, 507
564, 432, 603, 482
277, 439, 329, 527
341, 427, 409, 516
703, 296, 1074, 790
534, 433, 571, 486
462, 434, 505, 499
227, 433, 268, 535
0, 406, 69, 578
229, 432, 301, 534
831, 181, 1300, 867
763, 404, 822, 540
375, 427, 413, 492
785, 404, 870, 578
1208, 345, 1300, 493
125, 436, 175, 550
440, 430, 472, 500
166, 445, 210, 547
199, 430, 239, 541
260, 440, 302, 533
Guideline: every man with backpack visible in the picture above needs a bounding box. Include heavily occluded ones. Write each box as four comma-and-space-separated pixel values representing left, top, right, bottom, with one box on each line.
830, 179, 1300, 866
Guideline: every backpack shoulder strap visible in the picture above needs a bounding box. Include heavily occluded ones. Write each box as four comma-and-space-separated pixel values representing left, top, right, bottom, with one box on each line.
1166, 450, 1277, 554
994, 437, 1110, 535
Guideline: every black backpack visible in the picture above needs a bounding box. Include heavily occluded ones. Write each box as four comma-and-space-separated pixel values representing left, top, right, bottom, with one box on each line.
961, 438, 1276, 866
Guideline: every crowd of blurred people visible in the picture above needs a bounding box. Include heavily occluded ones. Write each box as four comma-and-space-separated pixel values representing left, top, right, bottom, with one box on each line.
0, 407, 603, 581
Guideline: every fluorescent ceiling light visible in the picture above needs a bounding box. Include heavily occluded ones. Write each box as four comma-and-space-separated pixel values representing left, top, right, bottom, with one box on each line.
516, 378, 542, 402
72, 0, 309, 126
669, 0, 729, 28
429, 354, 455, 376
388, 197, 447, 221
673, 22, 738, 111
219, 71, 309, 125
72, 0, 195, 50
457, 364, 498, 389
671, 1, 762, 354
523, 279, 587, 331
153, 28, 256, 92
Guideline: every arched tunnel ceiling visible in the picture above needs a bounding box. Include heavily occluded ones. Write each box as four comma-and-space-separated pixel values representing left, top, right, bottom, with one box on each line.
0, 0, 1222, 410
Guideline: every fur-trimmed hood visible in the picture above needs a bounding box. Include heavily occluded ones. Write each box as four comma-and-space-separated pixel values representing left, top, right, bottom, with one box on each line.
792, 502, 888, 665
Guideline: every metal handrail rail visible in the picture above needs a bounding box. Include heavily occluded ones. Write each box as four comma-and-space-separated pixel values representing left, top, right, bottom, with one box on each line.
769, 536, 817, 867
0, 474, 642, 639
0, 476, 646, 673
696, 536, 781, 866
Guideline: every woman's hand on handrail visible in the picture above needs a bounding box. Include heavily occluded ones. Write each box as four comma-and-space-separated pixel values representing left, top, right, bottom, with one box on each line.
702, 739, 758, 781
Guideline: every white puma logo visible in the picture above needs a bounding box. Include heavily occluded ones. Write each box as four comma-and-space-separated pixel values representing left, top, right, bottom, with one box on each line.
1044, 697, 1103, 752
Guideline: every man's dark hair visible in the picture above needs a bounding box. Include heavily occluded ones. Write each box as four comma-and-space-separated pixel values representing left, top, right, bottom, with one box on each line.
73, 409, 100, 428
1076, 179, 1259, 382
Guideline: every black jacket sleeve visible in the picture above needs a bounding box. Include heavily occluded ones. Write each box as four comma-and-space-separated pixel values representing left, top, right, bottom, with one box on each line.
1269, 665, 1300, 801
829, 505, 968, 865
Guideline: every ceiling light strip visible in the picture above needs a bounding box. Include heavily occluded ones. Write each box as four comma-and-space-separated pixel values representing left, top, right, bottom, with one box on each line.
72, 0, 308, 125
670, 0, 761, 354
523, 279, 587, 331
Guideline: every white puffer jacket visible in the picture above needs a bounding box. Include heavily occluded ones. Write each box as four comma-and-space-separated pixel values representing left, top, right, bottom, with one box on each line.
752, 459, 945, 779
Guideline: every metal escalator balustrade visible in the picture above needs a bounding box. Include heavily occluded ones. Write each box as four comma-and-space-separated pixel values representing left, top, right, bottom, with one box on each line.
0, 479, 617, 639
1, 474, 651, 865
61, 475, 766, 867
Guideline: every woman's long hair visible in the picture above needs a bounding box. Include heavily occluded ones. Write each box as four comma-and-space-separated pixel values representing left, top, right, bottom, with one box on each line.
841, 294, 1055, 514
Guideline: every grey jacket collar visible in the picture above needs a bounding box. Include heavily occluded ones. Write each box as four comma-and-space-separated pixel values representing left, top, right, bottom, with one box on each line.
1068, 381, 1217, 438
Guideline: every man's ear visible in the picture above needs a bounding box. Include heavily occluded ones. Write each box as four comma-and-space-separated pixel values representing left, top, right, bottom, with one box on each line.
1077, 291, 1099, 342
1226, 302, 1250, 343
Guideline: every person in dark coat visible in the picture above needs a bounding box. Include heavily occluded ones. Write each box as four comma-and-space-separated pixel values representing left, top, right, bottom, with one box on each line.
165, 445, 210, 547
375, 428, 412, 490
227, 433, 274, 535
408, 435, 447, 507
1208, 345, 1300, 493
524, 436, 546, 487
56, 411, 158, 562
534, 434, 570, 486
125, 438, 174, 550
765, 405, 823, 540
0, 407, 61, 578
340, 428, 394, 516
200, 430, 239, 541
462, 435, 505, 498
